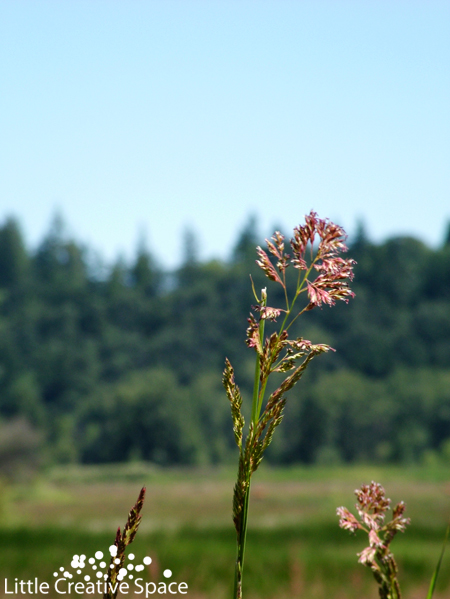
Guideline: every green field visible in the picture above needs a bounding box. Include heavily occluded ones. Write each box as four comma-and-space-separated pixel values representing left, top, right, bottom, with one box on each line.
1, 463, 449, 598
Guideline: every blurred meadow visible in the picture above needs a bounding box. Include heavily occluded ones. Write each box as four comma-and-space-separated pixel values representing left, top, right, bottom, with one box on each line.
1, 463, 449, 598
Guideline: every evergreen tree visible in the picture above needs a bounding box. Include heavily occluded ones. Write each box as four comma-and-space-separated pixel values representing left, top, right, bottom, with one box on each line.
443, 221, 450, 247
0, 218, 29, 288
131, 239, 161, 297
231, 215, 259, 263
181, 227, 199, 266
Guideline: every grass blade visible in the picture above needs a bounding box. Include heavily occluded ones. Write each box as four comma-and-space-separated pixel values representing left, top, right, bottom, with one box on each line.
425, 522, 450, 599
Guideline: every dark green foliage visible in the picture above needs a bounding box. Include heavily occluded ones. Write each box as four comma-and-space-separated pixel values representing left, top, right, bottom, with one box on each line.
0, 417, 42, 480
0, 213, 449, 467
280, 368, 450, 464
77, 368, 206, 465
0, 218, 29, 288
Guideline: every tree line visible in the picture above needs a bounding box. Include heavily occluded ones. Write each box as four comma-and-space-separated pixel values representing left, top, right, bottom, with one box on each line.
0, 214, 449, 475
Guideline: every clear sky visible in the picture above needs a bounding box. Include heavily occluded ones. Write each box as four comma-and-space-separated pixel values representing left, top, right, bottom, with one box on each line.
1, 1, 449, 268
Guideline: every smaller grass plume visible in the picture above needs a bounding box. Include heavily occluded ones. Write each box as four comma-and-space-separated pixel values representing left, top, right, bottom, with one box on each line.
337, 481, 410, 599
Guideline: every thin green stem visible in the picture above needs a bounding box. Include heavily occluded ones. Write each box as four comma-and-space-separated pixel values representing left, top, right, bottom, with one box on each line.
250, 352, 261, 425
278, 259, 317, 335
256, 379, 268, 422
250, 295, 266, 425
233, 479, 251, 599
282, 271, 289, 311
234, 292, 266, 599
285, 304, 309, 332
233, 253, 318, 599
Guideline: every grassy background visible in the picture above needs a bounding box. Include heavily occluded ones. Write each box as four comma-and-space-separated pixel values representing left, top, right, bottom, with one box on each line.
1, 463, 449, 598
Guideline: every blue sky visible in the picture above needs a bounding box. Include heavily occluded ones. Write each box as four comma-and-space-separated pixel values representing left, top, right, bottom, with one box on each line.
1, 1, 449, 268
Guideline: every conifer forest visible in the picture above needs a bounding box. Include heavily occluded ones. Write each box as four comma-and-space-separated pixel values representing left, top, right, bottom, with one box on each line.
1, 215, 450, 476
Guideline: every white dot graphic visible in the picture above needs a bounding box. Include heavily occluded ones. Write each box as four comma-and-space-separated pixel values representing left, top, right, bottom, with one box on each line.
53, 573, 58, 577
92, 565, 97, 570
109, 545, 118, 557
128, 553, 135, 560
88, 558, 95, 565
77, 570, 81, 574
114, 558, 120, 565
127, 564, 134, 570
119, 568, 127, 577
84, 575, 90, 582
95, 551, 103, 560
163, 569, 172, 578
100, 561, 106, 568
60, 567, 64, 572
135, 565, 144, 572
80, 554, 86, 560
96, 572, 102, 579
143, 557, 152, 565
129, 575, 134, 579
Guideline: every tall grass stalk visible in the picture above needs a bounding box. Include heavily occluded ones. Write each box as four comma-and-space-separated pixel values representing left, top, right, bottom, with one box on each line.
223, 211, 356, 599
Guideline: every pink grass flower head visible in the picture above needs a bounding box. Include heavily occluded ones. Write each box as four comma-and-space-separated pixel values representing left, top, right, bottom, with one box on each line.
247, 211, 356, 371
356, 481, 391, 527
255, 211, 356, 309
288, 211, 356, 309
255, 211, 356, 316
